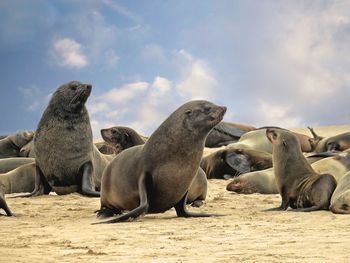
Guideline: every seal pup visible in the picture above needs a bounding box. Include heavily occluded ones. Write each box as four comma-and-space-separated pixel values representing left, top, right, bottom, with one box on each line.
101, 126, 146, 154
266, 128, 336, 212
200, 145, 272, 179
20, 81, 99, 197
187, 167, 207, 207
226, 168, 278, 194
329, 171, 350, 214
308, 127, 350, 152
205, 121, 256, 148
0, 131, 34, 158
96, 100, 226, 223
0, 183, 12, 216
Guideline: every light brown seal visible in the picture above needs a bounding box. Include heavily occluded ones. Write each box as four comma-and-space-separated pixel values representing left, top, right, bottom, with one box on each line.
95, 100, 226, 223
0, 157, 35, 173
200, 145, 272, 179
329, 171, 350, 214
226, 168, 278, 194
308, 127, 350, 152
21, 81, 100, 197
0, 131, 34, 158
1, 162, 36, 194
266, 128, 336, 212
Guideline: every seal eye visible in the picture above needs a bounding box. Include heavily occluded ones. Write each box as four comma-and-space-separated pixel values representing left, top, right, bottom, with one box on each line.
112, 129, 117, 134
185, 110, 192, 115
203, 107, 211, 114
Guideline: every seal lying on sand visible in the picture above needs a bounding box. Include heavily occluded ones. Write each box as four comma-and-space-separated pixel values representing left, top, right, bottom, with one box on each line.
266, 128, 336, 212
0, 183, 12, 216
101, 126, 146, 154
0, 131, 34, 158
226, 168, 278, 194
308, 127, 350, 152
0, 157, 35, 173
200, 146, 272, 179
205, 121, 255, 148
329, 171, 350, 214
1, 162, 36, 194
20, 81, 99, 197
96, 100, 226, 223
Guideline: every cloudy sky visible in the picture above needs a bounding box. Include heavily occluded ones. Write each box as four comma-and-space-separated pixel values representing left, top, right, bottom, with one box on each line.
0, 1, 349, 138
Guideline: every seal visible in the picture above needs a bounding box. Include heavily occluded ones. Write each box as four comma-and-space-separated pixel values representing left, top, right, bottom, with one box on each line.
233, 127, 313, 154
205, 121, 256, 148
95, 100, 226, 223
19, 140, 35, 157
226, 168, 278, 194
308, 127, 350, 152
94, 142, 115, 155
329, 171, 350, 214
0, 131, 34, 158
200, 145, 272, 179
187, 167, 207, 207
21, 80, 99, 197
101, 126, 146, 154
0, 157, 35, 173
266, 128, 336, 212
1, 162, 36, 194
0, 183, 12, 216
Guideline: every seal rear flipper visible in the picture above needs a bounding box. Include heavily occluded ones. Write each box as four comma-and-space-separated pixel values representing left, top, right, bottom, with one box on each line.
92, 172, 151, 224
0, 196, 12, 216
80, 162, 100, 197
174, 192, 223, 217
95, 207, 123, 219
12, 165, 51, 198
225, 152, 251, 175
291, 205, 324, 212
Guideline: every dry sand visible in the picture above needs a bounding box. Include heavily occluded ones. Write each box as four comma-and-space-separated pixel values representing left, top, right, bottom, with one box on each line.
1, 125, 350, 262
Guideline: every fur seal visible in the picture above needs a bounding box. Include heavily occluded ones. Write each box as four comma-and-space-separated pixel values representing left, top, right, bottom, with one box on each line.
21, 81, 99, 197
266, 128, 336, 212
226, 168, 278, 194
0, 157, 35, 173
101, 126, 146, 154
0, 183, 12, 216
205, 121, 256, 148
96, 100, 226, 223
94, 142, 115, 155
1, 162, 36, 194
0, 131, 34, 158
329, 171, 350, 214
308, 127, 350, 152
187, 167, 207, 207
200, 145, 272, 179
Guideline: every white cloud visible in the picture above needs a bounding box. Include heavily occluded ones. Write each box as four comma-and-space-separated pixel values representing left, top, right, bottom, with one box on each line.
52, 38, 88, 69
102, 82, 149, 104
19, 85, 51, 112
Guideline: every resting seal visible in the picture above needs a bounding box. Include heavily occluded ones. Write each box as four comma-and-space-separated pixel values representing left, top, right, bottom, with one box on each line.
200, 145, 272, 179
308, 127, 350, 152
226, 168, 278, 194
266, 128, 336, 212
0, 131, 34, 158
96, 100, 226, 223
329, 171, 350, 214
101, 126, 146, 154
0, 183, 12, 216
0, 157, 35, 173
1, 162, 36, 194
21, 81, 99, 197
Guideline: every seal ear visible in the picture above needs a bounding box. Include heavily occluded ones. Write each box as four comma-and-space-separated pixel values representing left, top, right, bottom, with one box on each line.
282, 139, 287, 147
225, 151, 251, 174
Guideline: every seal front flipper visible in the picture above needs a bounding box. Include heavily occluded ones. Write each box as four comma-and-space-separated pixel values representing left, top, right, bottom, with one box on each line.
92, 172, 151, 224
81, 162, 100, 197
12, 165, 51, 198
0, 184, 12, 216
225, 151, 251, 175
174, 192, 223, 217
264, 196, 290, 211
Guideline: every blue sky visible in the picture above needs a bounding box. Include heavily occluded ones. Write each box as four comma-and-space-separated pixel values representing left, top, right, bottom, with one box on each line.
0, 1, 349, 138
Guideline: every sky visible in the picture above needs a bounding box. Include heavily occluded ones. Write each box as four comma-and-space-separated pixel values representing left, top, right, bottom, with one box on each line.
0, 0, 349, 139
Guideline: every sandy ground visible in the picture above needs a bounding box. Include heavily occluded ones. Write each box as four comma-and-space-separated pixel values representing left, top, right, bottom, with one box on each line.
1, 125, 350, 262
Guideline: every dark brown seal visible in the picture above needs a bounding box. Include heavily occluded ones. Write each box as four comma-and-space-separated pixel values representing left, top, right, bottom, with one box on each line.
95, 100, 226, 223
308, 127, 350, 152
205, 121, 256, 148
200, 145, 272, 179
329, 171, 350, 214
101, 126, 146, 154
20, 81, 99, 197
0, 131, 34, 158
0, 183, 12, 216
266, 128, 336, 212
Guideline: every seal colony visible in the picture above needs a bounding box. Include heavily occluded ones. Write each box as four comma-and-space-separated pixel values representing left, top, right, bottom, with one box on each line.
1, 79, 350, 221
